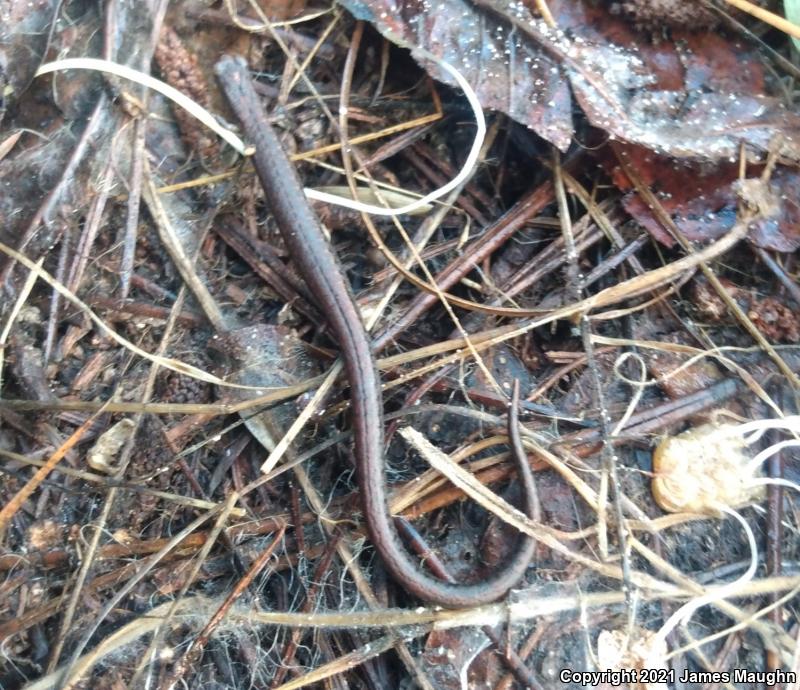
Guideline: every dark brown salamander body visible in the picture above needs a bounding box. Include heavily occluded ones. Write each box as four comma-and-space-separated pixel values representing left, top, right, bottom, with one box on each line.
216, 55, 537, 607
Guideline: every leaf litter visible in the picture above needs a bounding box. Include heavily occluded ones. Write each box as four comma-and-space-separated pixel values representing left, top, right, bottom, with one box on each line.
340, 0, 800, 160
1, 0, 799, 689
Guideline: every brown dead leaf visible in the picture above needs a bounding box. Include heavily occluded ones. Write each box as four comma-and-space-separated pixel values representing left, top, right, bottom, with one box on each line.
339, 0, 575, 149
339, 0, 800, 160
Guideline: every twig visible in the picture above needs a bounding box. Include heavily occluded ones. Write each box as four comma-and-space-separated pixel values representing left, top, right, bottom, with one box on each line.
141, 160, 226, 330
372, 181, 556, 350
338, 21, 503, 399
612, 143, 800, 391
0, 447, 245, 515
43, 231, 69, 363
162, 522, 287, 689
553, 151, 634, 616
0, 408, 105, 539
269, 530, 343, 688
66, 157, 115, 292
754, 246, 800, 306
0, 240, 255, 388
119, 117, 146, 299
26, 576, 800, 690
0, 93, 113, 287
719, 0, 800, 39
765, 398, 788, 675
0, 257, 43, 390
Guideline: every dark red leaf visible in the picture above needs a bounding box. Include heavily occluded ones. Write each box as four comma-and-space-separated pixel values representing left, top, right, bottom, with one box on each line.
608, 143, 800, 251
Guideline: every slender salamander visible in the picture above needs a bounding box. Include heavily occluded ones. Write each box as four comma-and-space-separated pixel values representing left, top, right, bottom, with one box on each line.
215, 55, 537, 607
